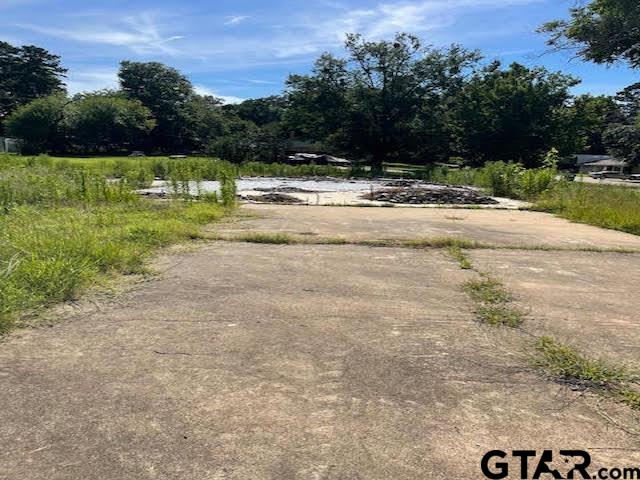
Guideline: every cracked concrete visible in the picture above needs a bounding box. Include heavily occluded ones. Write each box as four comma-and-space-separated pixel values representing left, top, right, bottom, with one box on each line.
1, 206, 639, 479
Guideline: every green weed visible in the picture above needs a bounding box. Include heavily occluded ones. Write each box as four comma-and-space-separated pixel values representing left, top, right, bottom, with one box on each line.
446, 245, 473, 270
533, 336, 640, 410
463, 276, 525, 327
235, 232, 298, 244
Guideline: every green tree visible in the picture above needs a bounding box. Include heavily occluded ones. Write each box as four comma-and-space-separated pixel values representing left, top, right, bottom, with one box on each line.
118, 61, 194, 151
540, 0, 640, 68
0, 42, 67, 133
5, 94, 67, 154
285, 34, 481, 172
284, 53, 351, 148
180, 94, 236, 151
604, 123, 640, 165
574, 95, 620, 154
230, 96, 286, 127
455, 62, 578, 167
65, 92, 156, 153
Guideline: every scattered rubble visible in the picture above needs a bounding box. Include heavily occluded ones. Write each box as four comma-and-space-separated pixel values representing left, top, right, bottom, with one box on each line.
244, 193, 304, 204
254, 186, 319, 193
363, 187, 499, 205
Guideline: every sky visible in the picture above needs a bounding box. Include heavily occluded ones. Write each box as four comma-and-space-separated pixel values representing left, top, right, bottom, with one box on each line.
0, 0, 637, 103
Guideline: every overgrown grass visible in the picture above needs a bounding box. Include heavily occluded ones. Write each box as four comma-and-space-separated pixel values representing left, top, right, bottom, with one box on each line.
533, 336, 640, 410
0, 202, 227, 332
533, 182, 640, 236
463, 276, 525, 327
0, 154, 350, 180
0, 156, 234, 333
418, 161, 559, 200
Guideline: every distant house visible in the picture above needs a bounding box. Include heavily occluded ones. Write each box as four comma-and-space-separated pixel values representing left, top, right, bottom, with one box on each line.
575, 154, 614, 165
573, 154, 631, 174
580, 158, 629, 174
285, 153, 352, 167
0, 137, 20, 153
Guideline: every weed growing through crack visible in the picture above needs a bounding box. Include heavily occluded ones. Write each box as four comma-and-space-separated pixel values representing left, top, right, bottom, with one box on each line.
533, 336, 640, 410
464, 277, 511, 304
236, 232, 298, 244
463, 276, 525, 327
533, 336, 628, 387
402, 237, 483, 249
446, 245, 473, 269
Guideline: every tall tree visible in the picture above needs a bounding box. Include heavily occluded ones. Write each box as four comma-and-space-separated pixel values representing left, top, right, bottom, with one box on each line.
285, 34, 480, 171
456, 62, 579, 167
0, 42, 66, 133
540, 0, 640, 68
284, 53, 351, 147
118, 61, 194, 151
65, 91, 156, 153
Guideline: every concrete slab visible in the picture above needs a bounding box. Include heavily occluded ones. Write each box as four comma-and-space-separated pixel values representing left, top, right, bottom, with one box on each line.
219, 205, 640, 250
1, 243, 638, 479
470, 249, 640, 368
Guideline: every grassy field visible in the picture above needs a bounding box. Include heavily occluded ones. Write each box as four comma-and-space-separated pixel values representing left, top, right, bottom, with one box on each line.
0, 154, 235, 333
533, 182, 640, 236
17, 155, 350, 181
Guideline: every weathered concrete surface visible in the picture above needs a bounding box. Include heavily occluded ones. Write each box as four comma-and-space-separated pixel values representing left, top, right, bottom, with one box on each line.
470, 249, 640, 368
2, 206, 640, 479
220, 204, 640, 250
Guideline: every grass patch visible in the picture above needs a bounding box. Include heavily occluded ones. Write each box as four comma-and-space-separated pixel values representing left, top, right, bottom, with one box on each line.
533, 336, 640, 410
0, 202, 227, 331
222, 233, 486, 250
475, 305, 525, 327
235, 232, 298, 244
533, 182, 640, 236
216, 232, 638, 254
446, 245, 473, 270
533, 336, 628, 387
463, 276, 525, 327
0, 156, 233, 332
400, 236, 484, 249
464, 277, 511, 304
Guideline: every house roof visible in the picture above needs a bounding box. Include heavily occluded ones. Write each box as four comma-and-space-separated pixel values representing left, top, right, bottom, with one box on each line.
583, 159, 628, 167
575, 154, 614, 165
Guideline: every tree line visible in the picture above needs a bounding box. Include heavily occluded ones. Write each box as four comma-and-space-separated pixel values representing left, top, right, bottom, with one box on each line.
1, 0, 638, 169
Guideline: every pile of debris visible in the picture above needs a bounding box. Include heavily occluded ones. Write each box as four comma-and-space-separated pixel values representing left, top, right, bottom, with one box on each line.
362, 187, 499, 205
254, 186, 318, 193
244, 193, 304, 204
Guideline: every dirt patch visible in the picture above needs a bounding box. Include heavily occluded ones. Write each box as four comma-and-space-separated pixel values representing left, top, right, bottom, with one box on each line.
362, 187, 499, 205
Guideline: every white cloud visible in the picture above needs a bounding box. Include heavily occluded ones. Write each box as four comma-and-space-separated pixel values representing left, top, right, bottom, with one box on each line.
225, 15, 250, 26
65, 68, 119, 95
248, 79, 278, 85
235, 0, 543, 60
17, 12, 184, 55
194, 85, 245, 104
7, 0, 546, 77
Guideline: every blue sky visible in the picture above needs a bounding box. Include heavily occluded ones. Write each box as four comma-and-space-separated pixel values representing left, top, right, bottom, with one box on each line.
1, 0, 637, 103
